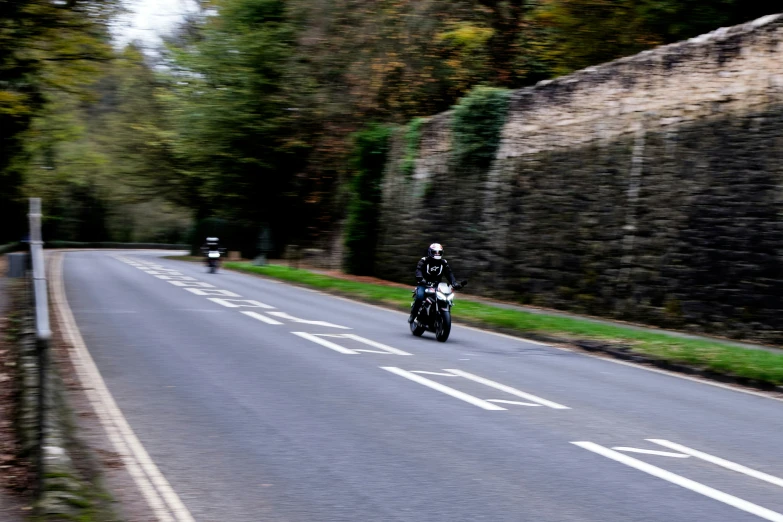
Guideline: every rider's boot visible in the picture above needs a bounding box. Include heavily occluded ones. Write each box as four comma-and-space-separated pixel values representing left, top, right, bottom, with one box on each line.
408, 300, 421, 323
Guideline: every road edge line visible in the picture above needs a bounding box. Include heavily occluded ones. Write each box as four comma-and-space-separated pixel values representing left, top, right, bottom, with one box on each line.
50, 251, 195, 522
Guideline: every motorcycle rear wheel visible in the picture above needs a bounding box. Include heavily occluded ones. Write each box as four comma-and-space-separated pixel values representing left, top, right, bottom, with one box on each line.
410, 319, 426, 336
435, 311, 451, 342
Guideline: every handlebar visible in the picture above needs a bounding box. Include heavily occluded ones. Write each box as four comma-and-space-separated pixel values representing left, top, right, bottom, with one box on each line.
416, 279, 468, 289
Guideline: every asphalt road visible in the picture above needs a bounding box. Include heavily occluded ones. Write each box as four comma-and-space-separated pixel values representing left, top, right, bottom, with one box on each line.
62, 250, 783, 522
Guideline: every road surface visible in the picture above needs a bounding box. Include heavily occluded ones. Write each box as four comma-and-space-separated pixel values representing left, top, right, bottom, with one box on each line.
57, 250, 783, 522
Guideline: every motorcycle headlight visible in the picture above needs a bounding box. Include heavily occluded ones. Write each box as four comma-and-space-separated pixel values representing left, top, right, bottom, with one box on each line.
447, 293, 454, 302
436, 292, 447, 300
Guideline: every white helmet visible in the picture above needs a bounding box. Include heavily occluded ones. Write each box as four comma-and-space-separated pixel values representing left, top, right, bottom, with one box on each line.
427, 243, 443, 260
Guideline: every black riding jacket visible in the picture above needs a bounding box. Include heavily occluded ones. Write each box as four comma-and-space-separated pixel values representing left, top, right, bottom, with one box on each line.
415, 257, 457, 286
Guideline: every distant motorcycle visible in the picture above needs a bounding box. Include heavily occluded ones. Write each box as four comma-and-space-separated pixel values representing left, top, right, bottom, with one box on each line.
206, 250, 221, 273
409, 280, 467, 342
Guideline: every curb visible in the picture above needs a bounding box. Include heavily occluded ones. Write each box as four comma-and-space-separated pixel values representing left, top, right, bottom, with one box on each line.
572, 340, 783, 393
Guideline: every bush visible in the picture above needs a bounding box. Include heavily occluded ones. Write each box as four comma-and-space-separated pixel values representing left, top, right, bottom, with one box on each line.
344, 124, 393, 275
451, 86, 511, 172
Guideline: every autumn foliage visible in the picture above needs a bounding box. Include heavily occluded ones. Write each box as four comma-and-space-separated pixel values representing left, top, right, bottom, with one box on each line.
1, 0, 777, 250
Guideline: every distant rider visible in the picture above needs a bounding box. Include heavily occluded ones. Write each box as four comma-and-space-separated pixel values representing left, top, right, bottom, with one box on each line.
408, 243, 461, 323
200, 237, 224, 260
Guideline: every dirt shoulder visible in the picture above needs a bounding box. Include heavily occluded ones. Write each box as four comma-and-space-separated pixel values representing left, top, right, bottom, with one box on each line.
0, 258, 34, 520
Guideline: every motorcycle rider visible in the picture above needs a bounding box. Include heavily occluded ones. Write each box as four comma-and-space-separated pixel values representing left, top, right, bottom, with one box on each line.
200, 237, 224, 263
201, 236, 221, 254
408, 243, 461, 323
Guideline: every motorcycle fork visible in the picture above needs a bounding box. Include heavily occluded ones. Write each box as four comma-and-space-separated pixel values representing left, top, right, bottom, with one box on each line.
422, 298, 435, 319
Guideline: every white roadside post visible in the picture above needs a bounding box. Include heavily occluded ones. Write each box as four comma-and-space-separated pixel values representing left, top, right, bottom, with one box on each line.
28, 198, 52, 493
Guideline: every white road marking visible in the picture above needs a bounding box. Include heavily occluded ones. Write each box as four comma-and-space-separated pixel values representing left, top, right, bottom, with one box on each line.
612, 447, 690, 458
167, 281, 215, 288
648, 439, 783, 488
173, 309, 226, 313
241, 311, 284, 325
381, 367, 506, 410
155, 275, 197, 281
207, 298, 274, 309
486, 399, 542, 407
299, 333, 411, 355
292, 332, 357, 354
339, 334, 411, 355
52, 253, 195, 522
267, 311, 351, 329
72, 310, 139, 314
444, 369, 570, 409
142, 271, 183, 276
183, 288, 241, 297
573, 441, 783, 522
411, 371, 459, 377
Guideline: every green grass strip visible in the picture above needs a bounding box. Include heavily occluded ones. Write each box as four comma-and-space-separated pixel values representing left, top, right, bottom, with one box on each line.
219, 262, 783, 386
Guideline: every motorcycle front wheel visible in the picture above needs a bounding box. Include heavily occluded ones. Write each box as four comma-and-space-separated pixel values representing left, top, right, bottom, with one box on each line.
435, 311, 451, 342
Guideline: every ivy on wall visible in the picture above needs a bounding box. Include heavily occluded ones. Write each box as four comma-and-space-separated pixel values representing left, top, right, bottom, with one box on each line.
344, 124, 393, 275
400, 117, 426, 177
451, 86, 511, 172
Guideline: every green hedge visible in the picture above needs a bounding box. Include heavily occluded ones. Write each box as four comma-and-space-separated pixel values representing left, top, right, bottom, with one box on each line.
344, 124, 394, 275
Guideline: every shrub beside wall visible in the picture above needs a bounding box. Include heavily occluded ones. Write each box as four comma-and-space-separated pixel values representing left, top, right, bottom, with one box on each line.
344, 124, 393, 275
451, 87, 511, 172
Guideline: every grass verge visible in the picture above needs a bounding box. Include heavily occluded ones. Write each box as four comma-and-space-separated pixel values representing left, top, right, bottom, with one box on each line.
218, 262, 783, 388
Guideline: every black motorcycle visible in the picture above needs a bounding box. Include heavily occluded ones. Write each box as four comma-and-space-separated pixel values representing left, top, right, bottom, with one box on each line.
409, 280, 467, 342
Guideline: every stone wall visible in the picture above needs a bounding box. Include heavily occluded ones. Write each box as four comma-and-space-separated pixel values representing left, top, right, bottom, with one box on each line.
375, 14, 783, 343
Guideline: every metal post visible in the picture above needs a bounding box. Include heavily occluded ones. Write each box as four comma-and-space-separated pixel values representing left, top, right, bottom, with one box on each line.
28, 198, 50, 493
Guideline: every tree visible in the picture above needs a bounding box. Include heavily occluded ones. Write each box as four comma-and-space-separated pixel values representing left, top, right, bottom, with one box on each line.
523, 0, 778, 77
164, 0, 310, 250
0, 0, 116, 242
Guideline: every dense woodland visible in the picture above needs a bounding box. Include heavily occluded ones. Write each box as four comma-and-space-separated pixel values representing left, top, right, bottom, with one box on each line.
0, 0, 776, 256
